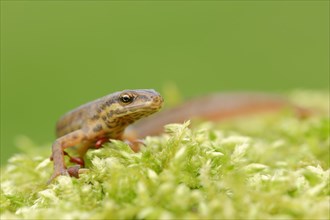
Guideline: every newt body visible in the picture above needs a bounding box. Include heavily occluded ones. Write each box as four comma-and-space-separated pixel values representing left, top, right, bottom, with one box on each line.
50, 89, 163, 182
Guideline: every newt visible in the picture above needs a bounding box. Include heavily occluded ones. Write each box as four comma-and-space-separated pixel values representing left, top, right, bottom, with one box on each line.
49, 90, 308, 183
49, 89, 163, 183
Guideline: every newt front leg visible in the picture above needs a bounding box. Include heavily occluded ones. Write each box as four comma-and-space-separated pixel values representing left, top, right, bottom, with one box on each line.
48, 130, 87, 183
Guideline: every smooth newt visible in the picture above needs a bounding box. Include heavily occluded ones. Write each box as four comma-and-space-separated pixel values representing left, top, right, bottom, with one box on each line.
50, 90, 308, 183
49, 89, 163, 183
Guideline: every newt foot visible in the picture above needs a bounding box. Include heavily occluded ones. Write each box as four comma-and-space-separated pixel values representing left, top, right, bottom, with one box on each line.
95, 137, 109, 149
125, 139, 145, 152
47, 168, 69, 184
67, 165, 81, 178
47, 165, 85, 184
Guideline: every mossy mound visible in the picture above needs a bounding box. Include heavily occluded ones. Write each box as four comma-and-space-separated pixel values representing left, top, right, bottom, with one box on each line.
1, 91, 329, 219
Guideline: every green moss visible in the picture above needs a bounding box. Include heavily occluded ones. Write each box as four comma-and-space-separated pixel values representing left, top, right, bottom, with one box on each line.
1, 91, 329, 219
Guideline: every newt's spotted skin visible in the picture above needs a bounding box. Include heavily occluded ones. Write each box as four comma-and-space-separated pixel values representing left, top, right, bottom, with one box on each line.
49, 89, 163, 183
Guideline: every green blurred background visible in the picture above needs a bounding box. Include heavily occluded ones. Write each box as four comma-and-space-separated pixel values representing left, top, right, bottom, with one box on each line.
1, 1, 329, 163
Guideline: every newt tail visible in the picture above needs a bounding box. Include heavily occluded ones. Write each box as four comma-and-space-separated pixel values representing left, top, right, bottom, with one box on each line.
126, 92, 310, 139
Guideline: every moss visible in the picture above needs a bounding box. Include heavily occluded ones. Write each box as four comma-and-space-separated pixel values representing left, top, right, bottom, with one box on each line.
1, 91, 329, 219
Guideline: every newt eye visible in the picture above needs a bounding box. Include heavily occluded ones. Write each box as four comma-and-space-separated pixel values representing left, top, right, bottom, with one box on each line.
119, 94, 134, 104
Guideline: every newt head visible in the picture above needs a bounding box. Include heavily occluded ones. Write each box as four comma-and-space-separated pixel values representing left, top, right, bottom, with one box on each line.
105, 89, 164, 121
